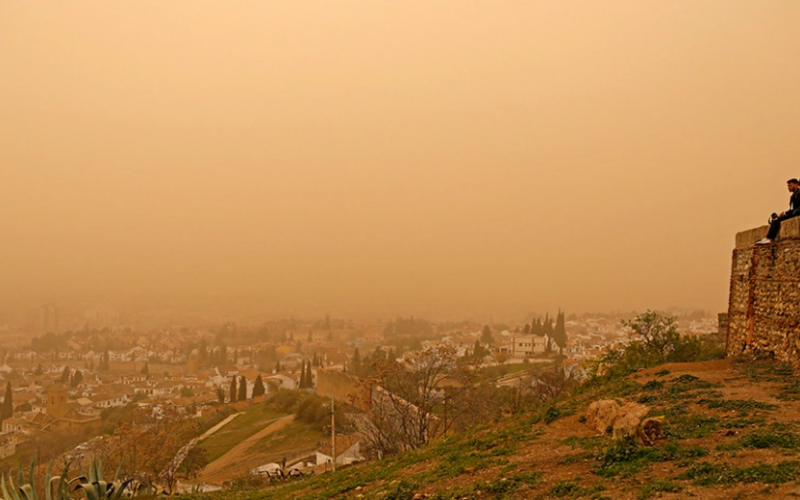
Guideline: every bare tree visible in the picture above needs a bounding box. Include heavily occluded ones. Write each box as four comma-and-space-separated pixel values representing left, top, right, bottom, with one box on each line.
356, 343, 483, 456
533, 364, 578, 402
92, 406, 203, 493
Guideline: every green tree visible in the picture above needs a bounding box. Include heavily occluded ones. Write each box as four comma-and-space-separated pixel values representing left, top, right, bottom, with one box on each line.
473, 340, 484, 358
34, 364, 43, 376
275, 360, 282, 373
59, 366, 70, 384
543, 313, 554, 338
622, 310, 680, 358
252, 374, 265, 397
552, 311, 568, 353
238, 376, 247, 400
481, 325, 493, 345
2, 383, 12, 419
304, 360, 314, 388
229, 377, 237, 404
70, 370, 83, 388
141, 362, 149, 375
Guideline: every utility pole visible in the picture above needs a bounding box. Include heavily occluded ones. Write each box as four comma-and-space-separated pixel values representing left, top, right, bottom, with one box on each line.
331, 392, 336, 472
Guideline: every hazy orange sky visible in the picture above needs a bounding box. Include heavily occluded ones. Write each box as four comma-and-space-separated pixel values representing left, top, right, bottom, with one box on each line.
2, 1, 799, 319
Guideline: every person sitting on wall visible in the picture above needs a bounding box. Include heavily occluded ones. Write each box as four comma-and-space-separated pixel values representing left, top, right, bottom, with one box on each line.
756, 178, 800, 245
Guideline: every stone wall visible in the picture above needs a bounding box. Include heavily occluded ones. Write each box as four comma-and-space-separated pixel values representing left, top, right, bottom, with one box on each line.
727, 217, 800, 361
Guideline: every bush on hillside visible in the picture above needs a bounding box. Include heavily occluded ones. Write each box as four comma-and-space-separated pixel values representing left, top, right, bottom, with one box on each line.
264, 390, 348, 433
592, 311, 724, 379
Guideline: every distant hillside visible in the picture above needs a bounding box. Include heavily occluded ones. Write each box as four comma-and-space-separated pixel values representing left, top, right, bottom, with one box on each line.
195, 357, 800, 500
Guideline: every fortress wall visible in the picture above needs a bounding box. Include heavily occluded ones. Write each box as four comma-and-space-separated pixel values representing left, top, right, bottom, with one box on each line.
727, 217, 800, 361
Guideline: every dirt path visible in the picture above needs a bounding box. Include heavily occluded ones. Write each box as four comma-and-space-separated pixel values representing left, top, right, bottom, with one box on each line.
197, 415, 295, 484
198, 413, 241, 441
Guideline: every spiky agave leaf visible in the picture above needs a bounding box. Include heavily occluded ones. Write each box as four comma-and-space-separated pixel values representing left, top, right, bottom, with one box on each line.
8, 473, 22, 500
2, 474, 13, 500
74, 484, 98, 500
94, 481, 107, 499
112, 461, 123, 484
27, 455, 36, 500
19, 485, 35, 500
88, 460, 97, 485
109, 480, 131, 500
46, 478, 61, 500
44, 461, 53, 500
57, 458, 74, 500
16, 464, 23, 495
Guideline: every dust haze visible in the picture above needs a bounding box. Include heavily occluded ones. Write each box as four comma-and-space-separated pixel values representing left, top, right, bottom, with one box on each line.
2, 1, 799, 319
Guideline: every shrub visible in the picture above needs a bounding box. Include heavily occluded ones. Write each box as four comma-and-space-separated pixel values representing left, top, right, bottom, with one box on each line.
591, 311, 724, 379
544, 406, 561, 424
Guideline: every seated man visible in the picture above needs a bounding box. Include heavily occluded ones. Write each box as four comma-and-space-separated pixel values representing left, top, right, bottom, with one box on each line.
756, 178, 800, 245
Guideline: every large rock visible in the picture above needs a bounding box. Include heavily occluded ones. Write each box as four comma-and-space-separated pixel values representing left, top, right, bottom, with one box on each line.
585, 400, 657, 444
586, 400, 621, 434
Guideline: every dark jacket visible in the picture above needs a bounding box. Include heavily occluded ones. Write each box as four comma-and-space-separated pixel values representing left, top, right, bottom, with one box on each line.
786, 189, 800, 218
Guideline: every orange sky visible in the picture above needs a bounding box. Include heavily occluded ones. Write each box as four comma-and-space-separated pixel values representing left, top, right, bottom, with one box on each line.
1, 1, 799, 319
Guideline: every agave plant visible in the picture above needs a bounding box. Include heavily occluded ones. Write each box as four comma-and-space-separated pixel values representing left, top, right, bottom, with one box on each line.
0, 456, 73, 500
128, 480, 169, 497
70, 458, 130, 500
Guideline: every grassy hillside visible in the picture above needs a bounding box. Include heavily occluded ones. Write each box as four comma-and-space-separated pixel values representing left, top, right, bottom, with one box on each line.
202, 406, 288, 462
195, 357, 800, 499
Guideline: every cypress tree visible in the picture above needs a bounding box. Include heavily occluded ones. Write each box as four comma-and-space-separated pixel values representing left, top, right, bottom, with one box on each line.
481, 325, 493, 345
553, 311, 568, 353
543, 314, 554, 338
252, 374, 265, 397
2, 383, 12, 419
229, 377, 237, 403
238, 376, 247, 400
473, 340, 483, 358
299, 361, 306, 388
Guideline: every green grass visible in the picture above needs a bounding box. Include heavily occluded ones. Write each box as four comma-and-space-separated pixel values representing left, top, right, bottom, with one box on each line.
705, 399, 778, 413
245, 420, 324, 462
718, 430, 800, 452
200, 405, 287, 462
594, 439, 707, 478
680, 460, 800, 486
637, 479, 682, 499
549, 479, 606, 498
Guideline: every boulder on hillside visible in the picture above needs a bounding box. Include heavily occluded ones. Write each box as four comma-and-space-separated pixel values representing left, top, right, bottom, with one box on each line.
585, 400, 660, 445
586, 399, 621, 434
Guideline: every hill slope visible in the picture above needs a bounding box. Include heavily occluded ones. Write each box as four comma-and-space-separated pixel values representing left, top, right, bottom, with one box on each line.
197, 357, 800, 500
